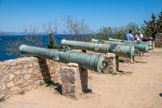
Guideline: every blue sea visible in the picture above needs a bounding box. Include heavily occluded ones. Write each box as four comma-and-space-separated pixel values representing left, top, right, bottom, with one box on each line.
0, 34, 91, 61
0, 35, 68, 61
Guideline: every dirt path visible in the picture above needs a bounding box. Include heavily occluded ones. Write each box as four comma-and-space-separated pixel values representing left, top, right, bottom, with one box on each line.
1, 48, 162, 108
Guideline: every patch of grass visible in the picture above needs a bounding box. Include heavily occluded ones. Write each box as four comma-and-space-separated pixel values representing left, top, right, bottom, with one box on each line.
0, 96, 5, 102
54, 90, 59, 94
19, 91, 25, 95
112, 73, 118, 75
39, 81, 44, 86
112, 71, 133, 76
90, 70, 101, 74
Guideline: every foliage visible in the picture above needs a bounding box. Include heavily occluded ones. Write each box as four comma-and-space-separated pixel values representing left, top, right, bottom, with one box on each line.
142, 12, 162, 38
6, 26, 44, 57
19, 91, 25, 95
47, 33, 59, 49
42, 20, 59, 49
39, 81, 44, 86
92, 22, 140, 40
5, 12, 161, 57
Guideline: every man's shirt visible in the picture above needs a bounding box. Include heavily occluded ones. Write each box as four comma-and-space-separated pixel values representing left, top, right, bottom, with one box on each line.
135, 34, 143, 42
125, 33, 134, 41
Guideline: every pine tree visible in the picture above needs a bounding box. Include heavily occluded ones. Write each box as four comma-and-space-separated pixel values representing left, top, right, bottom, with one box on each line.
47, 33, 59, 49
156, 12, 162, 33
143, 12, 162, 38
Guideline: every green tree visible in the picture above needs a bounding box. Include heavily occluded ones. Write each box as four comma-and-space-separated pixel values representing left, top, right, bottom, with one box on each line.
94, 22, 140, 40
93, 26, 113, 40
126, 22, 140, 36
47, 33, 59, 49
156, 12, 162, 33
42, 20, 59, 49
142, 12, 162, 38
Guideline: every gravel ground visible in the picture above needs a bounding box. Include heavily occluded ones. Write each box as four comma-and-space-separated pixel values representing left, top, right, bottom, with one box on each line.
1, 48, 162, 108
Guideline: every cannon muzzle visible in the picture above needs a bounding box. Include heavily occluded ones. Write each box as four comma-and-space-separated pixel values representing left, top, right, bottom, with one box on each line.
61, 39, 137, 59
19, 44, 108, 73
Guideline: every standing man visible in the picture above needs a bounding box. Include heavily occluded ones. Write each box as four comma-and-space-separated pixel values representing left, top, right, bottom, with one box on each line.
125, 30, 134, 41
135, 31, 143, 43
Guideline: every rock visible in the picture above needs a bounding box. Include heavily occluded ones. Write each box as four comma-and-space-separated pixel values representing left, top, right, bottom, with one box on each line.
20, 61, 26, 64
16, 65, 23, 69
24, 64, 28, 68
0, 94, 5, 100
9, 74, 15, 80
21, 69, 27, 74
28, 64, 33, 68
32, 72, 42, 77
50, 66, 54, 70
21, 82, 30, 87
67, 63, 78, 67
33, 62, 39, 67
10, 86, 20, 92
0, 83, 6, 91
0, 74, 9, 82
5, 61, 17, 67
0, 64, 6, 72
14, 76, 23, 85
105, 53, 115, 58
7, 81, 14, 88
50, 71, 55, 74
2, 68, 9, 74
35, 80, 43, 85
24, 74, 31, 80
27, 68, 33, 73
14, 70, 21, 75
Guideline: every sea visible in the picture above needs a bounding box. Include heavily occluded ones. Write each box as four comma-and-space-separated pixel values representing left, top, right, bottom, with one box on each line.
0, 35, 71, 62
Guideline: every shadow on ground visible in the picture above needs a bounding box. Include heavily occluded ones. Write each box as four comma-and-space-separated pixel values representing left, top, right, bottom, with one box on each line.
112, 71, 133, 76
38, 57, 62, 94
134, 60, 147, 64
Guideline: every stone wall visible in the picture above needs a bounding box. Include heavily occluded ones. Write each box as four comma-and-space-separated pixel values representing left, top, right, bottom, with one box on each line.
0, 53, 116, 100
0, 57, 65, 100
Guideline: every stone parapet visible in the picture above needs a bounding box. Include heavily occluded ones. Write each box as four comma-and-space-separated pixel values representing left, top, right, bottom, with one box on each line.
0, 57, 64, 100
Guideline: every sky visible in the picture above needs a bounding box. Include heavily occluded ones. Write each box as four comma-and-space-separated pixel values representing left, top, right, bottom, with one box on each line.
0, 0, 162, 33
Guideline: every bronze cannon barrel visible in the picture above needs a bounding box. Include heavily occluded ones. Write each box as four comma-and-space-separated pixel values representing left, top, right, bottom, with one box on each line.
109, 38, 152, 49
19, 44, 108, 73
61, 39, 137, 59
92, 38, 151, 52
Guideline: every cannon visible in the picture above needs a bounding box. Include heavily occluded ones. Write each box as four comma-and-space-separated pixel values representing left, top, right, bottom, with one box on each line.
61, 39, 137, 59
142, 37, 153, 41
91, 38, 151, 52
109, 38, 152, 48
19, 44, 108, 73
